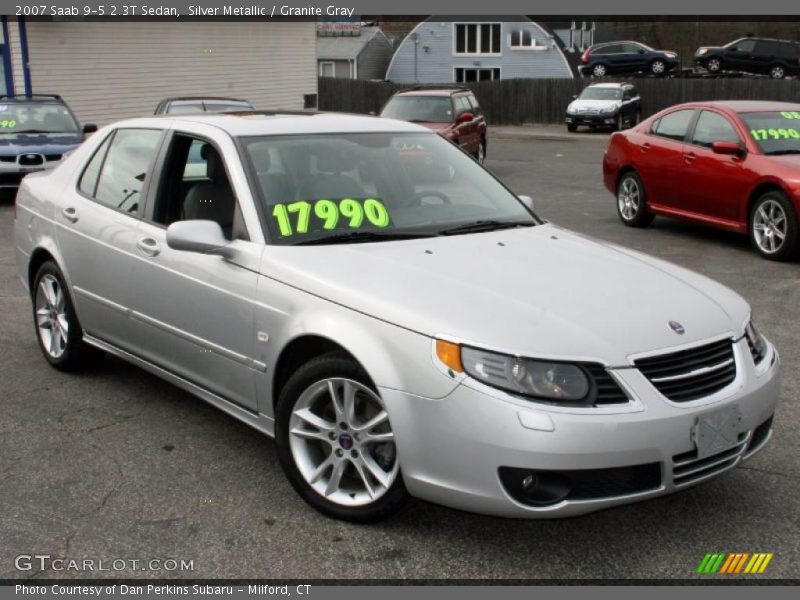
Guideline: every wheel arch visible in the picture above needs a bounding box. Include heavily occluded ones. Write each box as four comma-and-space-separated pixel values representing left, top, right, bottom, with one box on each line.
745, 181, 795, 230
28, 245, 63, 296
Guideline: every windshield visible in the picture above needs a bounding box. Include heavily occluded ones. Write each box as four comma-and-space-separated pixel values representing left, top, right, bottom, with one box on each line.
380, 96, 454, 123
166, 101, 252, 114
579, 87, 622, 101
0, 102, 80, 134
241, 132, 537, 245
741, 111, 800, 155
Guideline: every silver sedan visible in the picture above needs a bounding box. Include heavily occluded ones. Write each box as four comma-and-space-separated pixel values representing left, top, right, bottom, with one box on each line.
14, 112, 779, 521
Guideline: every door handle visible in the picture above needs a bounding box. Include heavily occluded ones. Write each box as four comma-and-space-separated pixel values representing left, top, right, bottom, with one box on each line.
684, 152, 697, 164
61, 207, 79, 223
641, 142, 652, 153
136, 236, 161, 257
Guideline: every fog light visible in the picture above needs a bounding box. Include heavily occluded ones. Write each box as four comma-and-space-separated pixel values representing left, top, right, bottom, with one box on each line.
519, 471, 571, 506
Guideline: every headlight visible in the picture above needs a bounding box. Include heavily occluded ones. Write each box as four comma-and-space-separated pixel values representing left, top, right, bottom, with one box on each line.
566, 105, 577, 115
601, 104, 619, 115
460, 346, 590, 402
745, 319, 767, 363
697, 48, 708, 56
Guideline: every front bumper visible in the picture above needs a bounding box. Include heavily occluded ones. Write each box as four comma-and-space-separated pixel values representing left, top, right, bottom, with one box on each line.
0, 160, 60, 189
381, 337, 780, 518
566, 113, 618, 127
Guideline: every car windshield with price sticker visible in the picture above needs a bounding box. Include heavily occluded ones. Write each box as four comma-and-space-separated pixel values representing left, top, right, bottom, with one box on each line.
0, 102, 80, 136
742, 111, 800, 155
241, 132, 536, 245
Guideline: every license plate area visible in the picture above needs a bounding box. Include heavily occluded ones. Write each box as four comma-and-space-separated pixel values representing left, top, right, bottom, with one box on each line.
691, 404, 743, 459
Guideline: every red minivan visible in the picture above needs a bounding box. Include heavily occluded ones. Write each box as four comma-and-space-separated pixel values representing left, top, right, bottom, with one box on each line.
379, 88, 488, 163
603, 100, 800, 261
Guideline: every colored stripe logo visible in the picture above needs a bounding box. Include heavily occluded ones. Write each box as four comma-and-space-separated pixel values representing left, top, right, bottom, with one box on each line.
696, 552, 773, 574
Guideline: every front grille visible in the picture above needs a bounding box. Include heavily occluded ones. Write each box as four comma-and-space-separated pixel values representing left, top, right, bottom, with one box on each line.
583, 364, 629, 405
0, 156, 15, 163
499, 463, 662, 506
44, 154, 63, 162
672, 432, 749, 486
635, 338, 736, 402
18, 154, 44, 166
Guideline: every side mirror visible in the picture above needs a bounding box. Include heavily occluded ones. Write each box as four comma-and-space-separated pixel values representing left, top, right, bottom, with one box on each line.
711, 141, 744, 156
369, 110, 376, 116
166, 220, 234, 258
82, 124, 98, 134
572, 94, 578, 100
457, 112, 474, 124
518, 195, 535, 212
638, 49, 645, 54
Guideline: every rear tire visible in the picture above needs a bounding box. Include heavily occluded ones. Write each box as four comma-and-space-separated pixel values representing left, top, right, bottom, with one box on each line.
616, 171, 654, 228
769, 64, 786, 79
749, 191, 799, 261
275, 353, 409, 523
592, 63, 607, 77
476, 139, 486, 164
32, 261, 105, 371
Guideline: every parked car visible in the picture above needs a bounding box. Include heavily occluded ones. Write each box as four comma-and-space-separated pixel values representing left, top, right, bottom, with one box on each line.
154, 96, 254, 115
695, 37, 800, 79
579, 41, 679, 78
603, 100, 800, 260
379, 87, 488, 163
565, 82, 642, 132
16, 111, 778, 522
0, 94, 96, 192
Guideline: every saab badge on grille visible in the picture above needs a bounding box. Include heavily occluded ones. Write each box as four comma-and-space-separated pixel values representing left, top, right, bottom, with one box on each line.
668, 320, 685, 335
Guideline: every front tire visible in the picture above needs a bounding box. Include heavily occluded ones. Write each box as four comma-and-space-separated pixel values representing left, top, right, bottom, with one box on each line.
650, 59, 667, 75
616, 171, 654, 228
275, 353, 408, 522
706, 57, 722, 73
749, 191, 799, 261
32, 261, 104, 371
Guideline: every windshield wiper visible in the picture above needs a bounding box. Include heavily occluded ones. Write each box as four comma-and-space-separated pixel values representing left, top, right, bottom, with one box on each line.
438, 220, 534, 236
764, 149, 800, 155
14, 129, 51, 134
292, 230, 441, 245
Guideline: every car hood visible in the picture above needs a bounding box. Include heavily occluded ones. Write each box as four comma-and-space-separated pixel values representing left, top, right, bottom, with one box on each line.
569, 99, 620, 112
0, 133, 84, 155
261, 224, 749, 364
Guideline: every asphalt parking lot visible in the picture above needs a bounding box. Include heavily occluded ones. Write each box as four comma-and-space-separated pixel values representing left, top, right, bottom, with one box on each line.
1, 125, 798, 581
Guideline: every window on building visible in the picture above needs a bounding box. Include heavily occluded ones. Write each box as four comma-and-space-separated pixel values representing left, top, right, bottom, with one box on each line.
509, 29, 541, 49
319, 61, 335, 77
455, 23, 501, 55
455, 68, 501, 82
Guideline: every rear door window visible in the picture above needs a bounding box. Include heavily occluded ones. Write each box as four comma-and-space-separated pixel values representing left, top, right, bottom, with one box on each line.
594, 44, 621, 55
755, 41, 779, 56
651, 109, 695, 142
467, 94, 482, 115
89, 128, 163, 214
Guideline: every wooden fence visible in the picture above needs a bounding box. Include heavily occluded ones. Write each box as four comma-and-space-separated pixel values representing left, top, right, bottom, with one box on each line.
318, 76, 800, 125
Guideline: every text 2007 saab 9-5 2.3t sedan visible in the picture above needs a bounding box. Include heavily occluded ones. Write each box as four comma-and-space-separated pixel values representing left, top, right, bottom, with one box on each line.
14, 111, 779, 522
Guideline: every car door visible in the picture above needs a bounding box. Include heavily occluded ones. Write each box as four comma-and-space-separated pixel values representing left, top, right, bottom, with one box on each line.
598, 44, 626, 72
55, 126, 166, 352
750, 40, 779, 75
453, 94, 477, 153
623, 43, 649, 71
131, 126, 266, 411
723, 38, 757, 72
681, 109, 754, 225
635, 108, 696, 209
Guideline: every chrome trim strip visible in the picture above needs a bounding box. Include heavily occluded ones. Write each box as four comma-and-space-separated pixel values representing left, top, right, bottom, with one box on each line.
74, 286, 267, 373
649, 358, 734, 383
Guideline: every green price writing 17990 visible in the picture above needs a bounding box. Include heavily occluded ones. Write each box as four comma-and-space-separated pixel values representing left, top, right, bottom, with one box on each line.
272, 198, 391, 237
750, 128, 800, 141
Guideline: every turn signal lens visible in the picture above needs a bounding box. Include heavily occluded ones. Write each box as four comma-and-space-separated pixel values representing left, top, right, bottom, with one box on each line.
436, 339, 463, 373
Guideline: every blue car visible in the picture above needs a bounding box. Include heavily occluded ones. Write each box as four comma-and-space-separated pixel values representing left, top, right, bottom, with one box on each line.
579, 41, 680, 78
0, 94, 96, 191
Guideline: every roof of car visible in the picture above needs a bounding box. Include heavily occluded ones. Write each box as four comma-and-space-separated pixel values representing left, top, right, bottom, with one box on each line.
117, 111, 432, 137
393, 87, 470, 97
586, 82, 633, 89
0, 94, 65, 104
679, 100, 800, 113
161, 96, 251, 103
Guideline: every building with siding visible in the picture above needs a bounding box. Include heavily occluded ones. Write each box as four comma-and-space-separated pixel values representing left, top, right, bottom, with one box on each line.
385, 16, 575, 83
317, 23, 394, 80
0, 19, 318, 126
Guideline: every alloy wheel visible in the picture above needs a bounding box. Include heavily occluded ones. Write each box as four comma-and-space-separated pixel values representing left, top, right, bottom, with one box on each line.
651, 60, 666, 74
618, 177, 640, 220
288, 378, 399, 507
707, 58, 721, 72
35, 274, 69, 359
477, 141, 486, 164
753, 199, 788, 254
592, 64, 607, 77
770, 65, 785, 79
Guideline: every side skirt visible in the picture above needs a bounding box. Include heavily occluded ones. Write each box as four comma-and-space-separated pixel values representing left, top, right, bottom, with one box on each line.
83, 333, 276, 438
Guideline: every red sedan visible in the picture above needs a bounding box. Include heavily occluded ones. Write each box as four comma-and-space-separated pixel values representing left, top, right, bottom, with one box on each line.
603, 101, 800, 260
